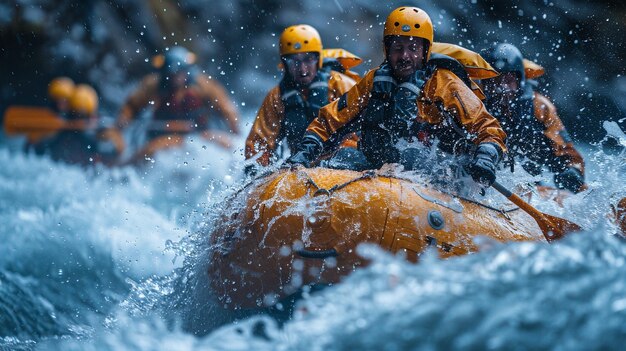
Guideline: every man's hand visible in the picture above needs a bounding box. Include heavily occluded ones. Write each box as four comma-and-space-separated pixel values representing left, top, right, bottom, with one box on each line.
286, 133, 324, 167
244, 164, 258, 177
466, 142, 501, 187
554, 167, 585, 193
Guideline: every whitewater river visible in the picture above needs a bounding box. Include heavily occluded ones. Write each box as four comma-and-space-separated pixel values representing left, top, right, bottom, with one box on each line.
0, 133, 625, 350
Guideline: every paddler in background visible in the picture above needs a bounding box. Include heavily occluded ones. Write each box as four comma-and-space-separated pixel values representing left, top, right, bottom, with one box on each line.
116, 46, 240, 162
480, 43, 586, 193
288, 7, 507, 188
23, 77, 76, 154
244, 24, 365, 175
41, 84, 124, 166
47, 77, 75, 117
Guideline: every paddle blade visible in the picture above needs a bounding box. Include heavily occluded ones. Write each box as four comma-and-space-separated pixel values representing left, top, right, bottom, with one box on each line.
492, 181, 582, 243
4, 106, 64, 135
539, 212, 583, 242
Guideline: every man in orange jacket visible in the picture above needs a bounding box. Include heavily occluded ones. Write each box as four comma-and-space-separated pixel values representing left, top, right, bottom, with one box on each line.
288, 7, 507, 187
481, 43, 586, 193
117, 46, 240, 140
26, 77, 77, 154
245, 24, 360, 171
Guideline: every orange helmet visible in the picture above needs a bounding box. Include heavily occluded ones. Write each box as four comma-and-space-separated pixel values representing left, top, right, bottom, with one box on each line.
279, 24, 323, 67
383, 7, 434, 59
48, 77, 75, 101
69, 84, 99, 116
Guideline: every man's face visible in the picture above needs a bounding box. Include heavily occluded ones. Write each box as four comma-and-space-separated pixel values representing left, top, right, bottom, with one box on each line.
283, 52, 319, 86
386, 36, 426, 81
55, 98, 70, 113
483, 72, 520, 106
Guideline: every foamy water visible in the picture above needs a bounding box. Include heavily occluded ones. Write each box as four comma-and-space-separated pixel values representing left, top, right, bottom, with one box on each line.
0, 132, 624, 350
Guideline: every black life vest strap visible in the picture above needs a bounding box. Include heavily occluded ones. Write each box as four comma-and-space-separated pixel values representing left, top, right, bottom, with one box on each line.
277, 69, 331, 151
426, 53, 473, 88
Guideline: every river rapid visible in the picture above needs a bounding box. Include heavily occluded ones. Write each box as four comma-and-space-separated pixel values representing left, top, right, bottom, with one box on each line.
0, 132, 625, 350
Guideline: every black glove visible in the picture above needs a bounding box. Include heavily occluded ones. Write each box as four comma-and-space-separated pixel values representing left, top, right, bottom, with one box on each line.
244, 164, 258, 177
554, 167, 584, 193
466, 142, 501, 187
286, 133, 324, 167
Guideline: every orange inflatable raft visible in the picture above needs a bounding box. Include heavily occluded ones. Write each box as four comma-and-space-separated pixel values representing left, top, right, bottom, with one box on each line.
208, 168, 547, 309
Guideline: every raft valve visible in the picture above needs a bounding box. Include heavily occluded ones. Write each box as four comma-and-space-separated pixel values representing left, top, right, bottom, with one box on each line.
427, 210, 445, 230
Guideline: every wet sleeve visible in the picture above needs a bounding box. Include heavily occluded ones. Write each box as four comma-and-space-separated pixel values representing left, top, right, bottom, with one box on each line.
534, 93, 585, 174
244, 88, 284, 166
419, 69, 507, 152
307, 70, 375, 141
198, 76, 241, 134
117, 75, 160, 128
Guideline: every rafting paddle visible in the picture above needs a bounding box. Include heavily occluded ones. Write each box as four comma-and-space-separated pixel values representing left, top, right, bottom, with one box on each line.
3, 106, 94, 142
491, 181, 582, 242
4, 106, 203, 135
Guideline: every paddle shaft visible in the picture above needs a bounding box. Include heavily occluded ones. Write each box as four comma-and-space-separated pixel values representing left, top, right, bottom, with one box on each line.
4, 106, 199, 134
492, 181, 548, 221
492, 181, 580, 242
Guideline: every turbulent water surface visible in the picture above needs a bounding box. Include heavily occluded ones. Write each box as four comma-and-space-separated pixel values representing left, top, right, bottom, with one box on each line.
2, 0, 625, 349
0, 132, 625, 350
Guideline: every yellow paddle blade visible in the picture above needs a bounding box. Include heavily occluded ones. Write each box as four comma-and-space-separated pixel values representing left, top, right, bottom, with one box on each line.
492, 181, 582, 242
540, 212, 583, 242
4, 106, 64, 135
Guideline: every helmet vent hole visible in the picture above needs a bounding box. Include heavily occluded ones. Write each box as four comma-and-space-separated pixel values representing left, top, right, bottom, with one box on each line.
414, 24, 420, 29
304, 40, 309, 44
287, 42, 292, 46
413, 9, 418, 13
289, 28, 294, 32
394, 22, 399, 26
399, 8, 405, 11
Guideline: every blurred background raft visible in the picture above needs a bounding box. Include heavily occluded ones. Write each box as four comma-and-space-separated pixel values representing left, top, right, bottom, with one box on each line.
115, 46, 239, 164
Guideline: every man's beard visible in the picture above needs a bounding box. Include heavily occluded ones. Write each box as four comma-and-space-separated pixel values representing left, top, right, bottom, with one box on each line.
289, 71, 314, 88
392, 59, 417, 80
396, 59, 414, 70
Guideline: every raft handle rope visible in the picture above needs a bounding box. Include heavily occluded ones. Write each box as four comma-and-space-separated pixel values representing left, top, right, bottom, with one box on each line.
299, 169, 519, 216
499, 208, 512, 220
413, 188, 463, 214
295, 248, 338, 259
455, 195, 520, 215
301, 169, 377, 195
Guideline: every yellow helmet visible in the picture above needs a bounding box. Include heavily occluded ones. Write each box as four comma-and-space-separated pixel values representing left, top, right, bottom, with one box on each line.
279, 24, 323, 67
48, 77, 75, 101
383, 7, 434, 59
69, 84, 99, 116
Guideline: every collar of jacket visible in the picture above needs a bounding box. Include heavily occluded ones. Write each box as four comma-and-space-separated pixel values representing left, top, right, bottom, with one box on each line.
372, 62, 428, 96
279, 67, 331, 105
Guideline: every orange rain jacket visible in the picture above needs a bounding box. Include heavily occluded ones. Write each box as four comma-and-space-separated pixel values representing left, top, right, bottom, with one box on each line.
531, 92, 585, 174
117, 73, 240, 134
306, 68, 507, 154
245, 70, 357, 166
